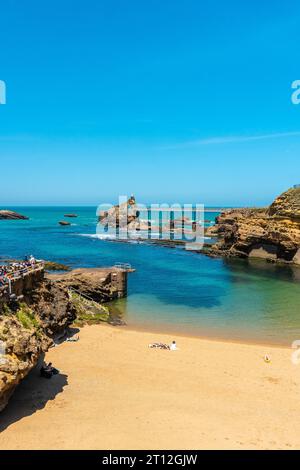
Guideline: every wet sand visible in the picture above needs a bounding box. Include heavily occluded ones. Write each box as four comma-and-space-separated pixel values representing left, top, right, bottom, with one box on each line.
0, 324, 300, 450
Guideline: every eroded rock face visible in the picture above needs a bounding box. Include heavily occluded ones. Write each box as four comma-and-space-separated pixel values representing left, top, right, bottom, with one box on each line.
48, 268, 128, 302
0, 275, 76, 412
0, 210, 29, 220
268, 187, 300, 218
0, 264, 130, 411
205, 188, 300, 264
0, 316, 50, 412
293, 249, 300, 265
25, 279, 76, 335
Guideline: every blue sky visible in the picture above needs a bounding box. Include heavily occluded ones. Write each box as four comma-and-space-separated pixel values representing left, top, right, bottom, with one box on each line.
1, 0, 300, 206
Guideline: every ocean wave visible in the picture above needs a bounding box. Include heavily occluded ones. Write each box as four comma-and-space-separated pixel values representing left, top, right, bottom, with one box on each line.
78, 233, 212, 242
78, 233, 117, 240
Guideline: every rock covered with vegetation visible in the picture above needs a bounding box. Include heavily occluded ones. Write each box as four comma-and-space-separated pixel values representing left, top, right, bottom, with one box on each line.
44, 261, 71, 272
0, 303, 51, 411
0, 274, 76, 412
0, 265, 128, 411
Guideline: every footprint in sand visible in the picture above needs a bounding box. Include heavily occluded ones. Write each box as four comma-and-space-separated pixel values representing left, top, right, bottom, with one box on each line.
264, 376, 280, 384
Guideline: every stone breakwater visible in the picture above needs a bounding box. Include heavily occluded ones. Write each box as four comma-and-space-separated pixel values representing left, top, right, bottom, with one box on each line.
0, 265, 130, 412
47, 267, 130, 302
205, 187, 300, 265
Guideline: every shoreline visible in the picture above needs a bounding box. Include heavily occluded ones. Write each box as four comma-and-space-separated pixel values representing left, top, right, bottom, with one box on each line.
115, 321, 293, 350
0, 323, 299, 450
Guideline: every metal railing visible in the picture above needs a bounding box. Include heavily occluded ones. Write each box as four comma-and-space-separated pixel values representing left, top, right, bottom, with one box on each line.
68, 286, 97, 304
114, 262, 132, 270
0, 261, 45, 294
68, 287, 109, 315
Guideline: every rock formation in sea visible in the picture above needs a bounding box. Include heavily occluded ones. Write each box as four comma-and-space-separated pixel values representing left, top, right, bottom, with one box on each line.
205, 187, 300, 265
0, 265, 130, 411
98, 195, 147, 231
58, 220, 71, 226
0, 210, 29, 220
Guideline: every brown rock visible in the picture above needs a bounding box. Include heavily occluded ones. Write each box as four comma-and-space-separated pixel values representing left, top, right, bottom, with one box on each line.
48, 268, 128, 303
0, 210, 29, 220
0, 272, 76, 411
59, 221, 71, 226
98, 195, 139, 229
205, 187, 300, 264
293, 248, 300, 265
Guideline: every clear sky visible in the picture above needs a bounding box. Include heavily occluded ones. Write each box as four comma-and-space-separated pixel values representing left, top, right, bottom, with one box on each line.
1, 0, 300, 206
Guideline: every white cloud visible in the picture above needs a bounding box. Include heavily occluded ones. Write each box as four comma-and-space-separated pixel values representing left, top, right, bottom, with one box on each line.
164, 131, 300, 149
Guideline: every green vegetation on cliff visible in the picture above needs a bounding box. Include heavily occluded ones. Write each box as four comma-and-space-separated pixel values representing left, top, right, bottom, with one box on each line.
44, 261, 71, 271
69, 290, 110, 326
16, 303, 41, 331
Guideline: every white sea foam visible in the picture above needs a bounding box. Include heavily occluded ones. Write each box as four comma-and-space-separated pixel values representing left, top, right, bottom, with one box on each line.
79, 233, 117, 240
78, 233, 211, 242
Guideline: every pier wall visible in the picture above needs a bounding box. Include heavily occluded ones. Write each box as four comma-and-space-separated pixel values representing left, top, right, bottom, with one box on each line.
110, 269, 128, 298
0, 268, 44, 306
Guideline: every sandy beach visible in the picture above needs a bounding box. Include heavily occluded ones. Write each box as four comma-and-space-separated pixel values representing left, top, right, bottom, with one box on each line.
0, 324, 300, 450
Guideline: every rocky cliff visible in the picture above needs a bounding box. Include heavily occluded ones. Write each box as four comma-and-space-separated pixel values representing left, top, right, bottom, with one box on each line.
0, 274, 76, 411
205, 187, 300, 265
0, 266, 130, 412
0, 311, 51, 413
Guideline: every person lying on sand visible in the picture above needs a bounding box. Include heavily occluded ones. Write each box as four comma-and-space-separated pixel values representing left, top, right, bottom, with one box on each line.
149, 342, 170, 350
149, 341, 178, 351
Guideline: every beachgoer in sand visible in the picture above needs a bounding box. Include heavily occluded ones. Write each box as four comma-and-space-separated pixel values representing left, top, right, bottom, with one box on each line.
40, 362, 60, 379
47, 362, 59, 374
40, 362, 52, 379
149, 342, 170, 350
170, 340, 177, 351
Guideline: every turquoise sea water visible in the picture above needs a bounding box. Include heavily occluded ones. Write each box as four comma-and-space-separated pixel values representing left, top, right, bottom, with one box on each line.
1, 206, 300, 345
